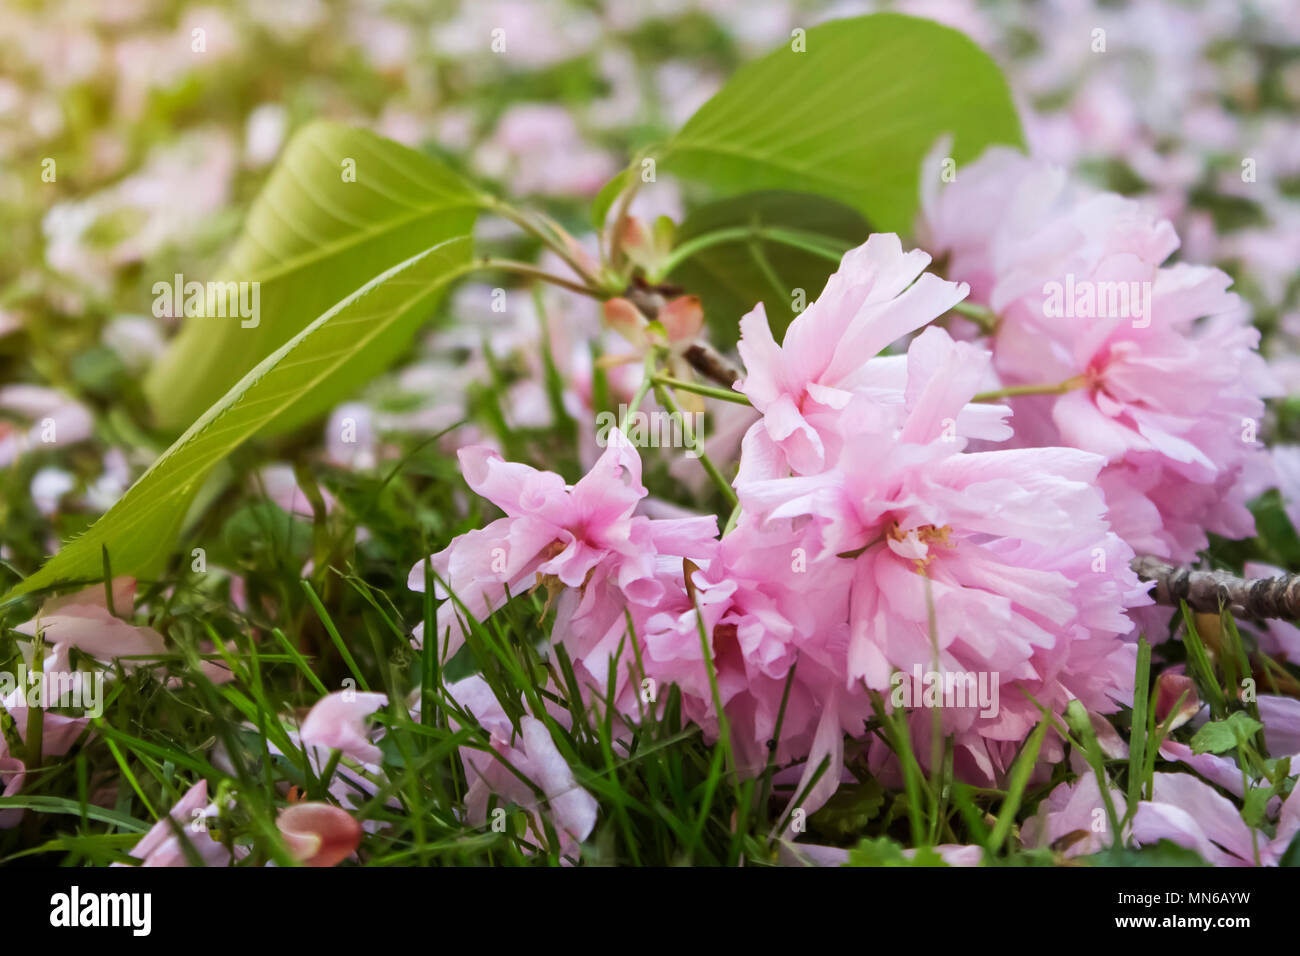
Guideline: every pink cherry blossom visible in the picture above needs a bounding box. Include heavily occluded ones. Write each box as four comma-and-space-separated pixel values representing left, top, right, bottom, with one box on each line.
448, 676, 597, 858
299, 690, 389, 767
1258, 695, 1300, 760
1022, 772, 1125, 858
276, 802, 363, 867
1156, 740, 1252, 798
736, 319, 1149, 785
920, 148, 1276, 561
120, 780, 241, 867
734, 233, 972, 476
1025, 760, 1300, 866
546, 510, 718, 711
1132, 772, 1300, 866
0, 584, 142, 765
3, 643, 91, 760
1153, 669, 1201, 730
15, 578, 164, 663
409, 430, 710, 663
638, 516, 857, 794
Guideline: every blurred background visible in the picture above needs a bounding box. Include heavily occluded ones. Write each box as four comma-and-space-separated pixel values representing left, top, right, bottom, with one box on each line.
0, 0, 1297, 567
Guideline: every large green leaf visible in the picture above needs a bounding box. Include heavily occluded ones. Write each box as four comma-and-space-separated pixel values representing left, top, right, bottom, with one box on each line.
591, 164, 633, 230
659, 13, 1023, 234
668, 190, 867, 347
6, 241, 472, 601
145, 121, 480, 433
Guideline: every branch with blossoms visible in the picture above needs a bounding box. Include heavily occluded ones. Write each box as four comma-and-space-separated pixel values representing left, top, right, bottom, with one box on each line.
404, 164, 1295, 864
584, 278, 1295, 627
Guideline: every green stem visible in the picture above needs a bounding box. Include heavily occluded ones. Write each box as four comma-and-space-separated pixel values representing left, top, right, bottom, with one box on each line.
479, 196, 604, 288
25, 627, 45, 769
471, 257, 606, 299
621, 363, 655, 436
101, 545, 115, 617
607, 155, 648, 272
924, 577, 944, 843
972, 376, 1088, 403
653, 226, 848, 281
1242, 761, 1261, 866
653, 381, 738, 508
951, 301, 998, 334
650, 375, 752, 406
722, 503, 742, 536
989, 716, 1051, 854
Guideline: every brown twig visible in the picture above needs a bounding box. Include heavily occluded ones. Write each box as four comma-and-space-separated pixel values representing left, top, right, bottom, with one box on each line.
683, 342, 742, 387
622, 278, 744, 387
1132, 556, 1300, 621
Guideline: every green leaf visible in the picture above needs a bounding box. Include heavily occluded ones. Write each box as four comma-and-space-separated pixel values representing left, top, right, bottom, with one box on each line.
1127, 636, 1152, 809
1250, 489, 1300, 567
5, 242, 473, 601
218, 501, 311, 569
1242, 785, 1271, 828
1281, 827, 1300, 866
1190, 711, 1263, 755
1092, 841, 1211, 867
144, 121, 480, 433
660, 13, 1023, 235
668, 191, 867, 346
846, 835, 949, 867
1179, 602, 1227, 717
1268, 756, 1292, 784
989, 714, 1050, 853
591, 164, 635, 230
809, 777, 885, 838
0, 796, 149, 832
